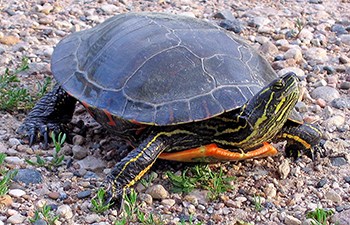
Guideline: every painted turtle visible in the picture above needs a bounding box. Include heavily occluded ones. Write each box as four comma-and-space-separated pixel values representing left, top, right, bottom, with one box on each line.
18, 12, 321, 208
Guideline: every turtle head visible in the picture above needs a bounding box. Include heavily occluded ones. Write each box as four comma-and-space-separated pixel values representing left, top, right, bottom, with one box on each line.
243, 72, 300, 138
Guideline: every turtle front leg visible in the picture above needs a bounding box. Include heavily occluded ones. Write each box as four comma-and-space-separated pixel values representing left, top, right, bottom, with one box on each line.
17, 84, 76, 148
276, 121, 322, 159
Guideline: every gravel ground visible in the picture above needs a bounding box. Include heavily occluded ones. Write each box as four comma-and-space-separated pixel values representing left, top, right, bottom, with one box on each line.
1, 0, 350, 224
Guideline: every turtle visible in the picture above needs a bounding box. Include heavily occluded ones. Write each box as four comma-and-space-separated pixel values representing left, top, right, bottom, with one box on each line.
18, 12, 322, 208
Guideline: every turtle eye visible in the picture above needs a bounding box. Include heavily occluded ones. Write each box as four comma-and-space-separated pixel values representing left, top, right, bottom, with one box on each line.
272, 80, 284, 90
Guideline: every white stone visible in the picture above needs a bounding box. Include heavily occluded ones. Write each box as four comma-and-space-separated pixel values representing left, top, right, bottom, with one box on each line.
57, 204, 73, 219
8, 189, 26, 198
6, 214, 26, 224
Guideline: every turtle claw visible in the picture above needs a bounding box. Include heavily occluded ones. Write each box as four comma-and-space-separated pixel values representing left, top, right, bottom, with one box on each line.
17, 119, 61, 149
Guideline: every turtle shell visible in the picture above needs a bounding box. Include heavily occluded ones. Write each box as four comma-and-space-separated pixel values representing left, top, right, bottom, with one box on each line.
51, 12, 278, 125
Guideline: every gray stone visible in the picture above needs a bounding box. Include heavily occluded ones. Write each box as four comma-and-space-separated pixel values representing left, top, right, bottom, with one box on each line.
331, 210, 350, 225
251, 16, 271, 28
285, 215, 302, 225
72, 135, 85, 145
340, 82, 350, 90
6, 213, 26, 224
77, 156, 105, 171
77, 190, 92, 199
331, 97, 350, 109
264, 183, 277, 199
100, 4, 119, 15
146, 184, 169, 199
72, 145, 87, 160
13, 169, 42, 184
57, 204, 73, 219
85, 214, 100, 223
8, 138, 21, 147
161, 199, 176, 206
331, 24, 348, 35
324, 115, 345, 131
325, 190, 342, 203
330, 157, 347, 167
304, 47, 328, 63
340, 34, 350, 45
316, 178, 327, 188
4, 156, 24, 165
311, 86, 340, 102
284, 48, 303, 61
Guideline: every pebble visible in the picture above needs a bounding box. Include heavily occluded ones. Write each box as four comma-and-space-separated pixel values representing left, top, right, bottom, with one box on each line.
340, 81, 350, 90
310, 86, 340, 102
4, 156, 24, 165
278, 67, 305, 77
161, 199, 176, 207
57, 204, 73, 219
330, 156, 347, 167
344, 176, 350, 184
331, 209, 350, 225
278, 159, 291, 179
283, 48, 303, 62
48, 192, 60, 200
325, 190, 342, 203
304, 47, 328, 63
0, 36, 20, 45
8, 189, 26, 198
251, 16, 271, 28
259, 41, 278, 56
77, 156, 105, 171
219, 19, 244, 33
72, 145, 88, 160
316, 178, 327, 188
6, 213, 26, 224
77, 190, 92, 199
340, 34, 350, 45
72, 135, 85, 145
332, 97, 350, 109
324, 115, 345, 131
285, 215, 301, 225
8, 138, 21, 147
184, 194, 199, 206
139, 193, 153, 205
13, 169, 42, 184
85, 214, 100, 223
100, 4, 119, 14
146, 184, 169, 199
264, 183, 277, 199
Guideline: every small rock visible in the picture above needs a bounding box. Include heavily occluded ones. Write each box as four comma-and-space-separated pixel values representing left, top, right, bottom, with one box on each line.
57, 204, 73, 219
161, 199, 176, 207
6, 213, 26, 224
85, 214, 100, 223
77, 156, 105, 171
72, 145, 87, 160
302, 218, 316, 225
77, 190, 92, 199
251, 16, 271, 28
8, 138, 21, 147
332, 97, 350, 109
340, 34, 350, 45
139, 193, 153, 205
184, 194, 198, 206
278, 67, 305, 77
331, 209, 350, 225
340, 82, 350, 90
330, 156, 347, 167
146, 184, 169, 199
214, 10, 236, 21
8, 189, 26, 198
285, 215, 302, 225
13, 169, 42, 184
32, 219, 48, 225
259, 41, 278, 56
48, 192, 60, 200
331, 24, 348, 35
4, 156, 24, 165
0, 36, 20, 45
344, 176, 350, 184
295, 102, 308, 113
324, 115, 345, 131
283, 48, 303, 62
311, 86, 340, 102
298, 29, 314, 40
72, 135, 85, 145
339, 55, 350, 64
316, 178, 327, 188
100, 4, 119, 14
304, 47, 328, 63
278, 159, 291, 179
264, 183, 277, 199
40, 3, 54, 14
0, 195, 13, 207
325, 190, 342, 203
219, 19, 244, 33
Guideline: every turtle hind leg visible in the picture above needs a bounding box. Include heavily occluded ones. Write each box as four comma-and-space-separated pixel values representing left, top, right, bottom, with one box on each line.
17, 84, 76, 148
276, 122, 322, 159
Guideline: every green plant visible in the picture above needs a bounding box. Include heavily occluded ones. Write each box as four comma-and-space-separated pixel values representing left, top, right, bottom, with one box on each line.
167, 165, 235, 200
306, 207, 334, 225
29, 204, 59, 225
91, 188, 113, 213
26, 132, 66, 170
140, 172, 156, 188
290, 17, 305, 38
253, 194, 263, 212
115, 189, 161, 225
0, 57, 31, 111
0, 153, 17, 196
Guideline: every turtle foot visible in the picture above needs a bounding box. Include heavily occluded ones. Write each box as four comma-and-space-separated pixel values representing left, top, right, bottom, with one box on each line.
17, 119, 61, 149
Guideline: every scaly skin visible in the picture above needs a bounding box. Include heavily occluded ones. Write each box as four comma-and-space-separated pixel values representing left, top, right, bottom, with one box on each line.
17, 84, 76, 148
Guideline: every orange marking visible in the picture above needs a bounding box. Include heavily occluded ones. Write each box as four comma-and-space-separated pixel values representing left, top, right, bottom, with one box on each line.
103, 109, 116, 126
81, 101, 94, 116
159, 142, 278, 162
